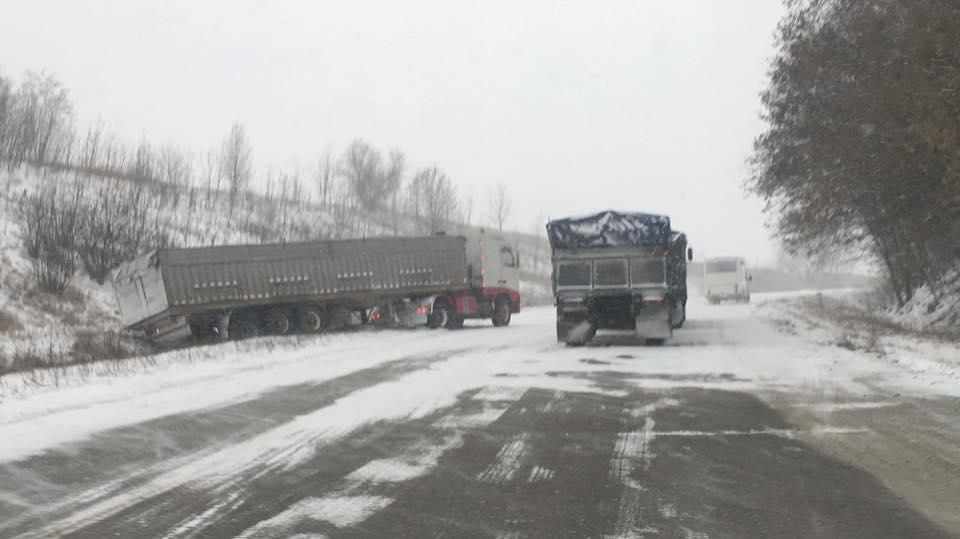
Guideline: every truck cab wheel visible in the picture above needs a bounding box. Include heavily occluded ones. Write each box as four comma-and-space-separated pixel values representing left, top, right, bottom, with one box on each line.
492, 297, 512, 327
428, 301, 450, 329
446, 314, 465, 329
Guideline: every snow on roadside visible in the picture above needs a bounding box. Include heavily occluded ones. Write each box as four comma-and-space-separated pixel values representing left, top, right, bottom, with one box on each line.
888, 267, 960, 332
0, 327, 481, 464
758, 293, 960, 396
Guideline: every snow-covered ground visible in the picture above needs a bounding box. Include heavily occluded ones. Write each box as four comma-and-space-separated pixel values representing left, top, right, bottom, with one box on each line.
3, 289, 960, 537
3, 290, 957, 465
887, 268, 960, 332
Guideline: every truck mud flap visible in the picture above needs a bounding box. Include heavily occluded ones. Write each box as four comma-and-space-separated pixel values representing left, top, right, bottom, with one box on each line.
634, 303, 672, 340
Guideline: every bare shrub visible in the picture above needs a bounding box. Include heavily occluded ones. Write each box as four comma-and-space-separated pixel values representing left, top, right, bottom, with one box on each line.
18, 183, 84, 293
76, 180, 161, 283
70, 330, 137, 364
4, 344, 63, 374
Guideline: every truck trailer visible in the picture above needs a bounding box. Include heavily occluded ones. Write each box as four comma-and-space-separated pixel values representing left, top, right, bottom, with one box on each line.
547, 210, 692, 346
112, 230, 521, 343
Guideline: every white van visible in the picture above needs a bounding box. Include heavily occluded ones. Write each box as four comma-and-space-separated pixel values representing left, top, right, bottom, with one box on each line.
704, 257, 751, 303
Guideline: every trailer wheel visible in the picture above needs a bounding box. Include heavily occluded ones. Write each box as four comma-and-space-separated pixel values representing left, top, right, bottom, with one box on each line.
492, 297, 512, 327
188, 315, 212, 339
645, 338, 666, 346
212, 313, 230, 341
428, 301, 450, 329
265, 308, 291, 335
300, 307, 327, 334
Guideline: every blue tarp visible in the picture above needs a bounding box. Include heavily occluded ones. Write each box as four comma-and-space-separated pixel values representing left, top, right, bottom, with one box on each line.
546, 210, 672, 250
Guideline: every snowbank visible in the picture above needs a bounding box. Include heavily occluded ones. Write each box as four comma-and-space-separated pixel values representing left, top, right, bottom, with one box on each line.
888, 268, 960, 333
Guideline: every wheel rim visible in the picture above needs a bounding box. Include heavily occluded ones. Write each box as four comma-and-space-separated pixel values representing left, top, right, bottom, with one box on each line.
304, 310, 323, 333
268, 312, 290, 335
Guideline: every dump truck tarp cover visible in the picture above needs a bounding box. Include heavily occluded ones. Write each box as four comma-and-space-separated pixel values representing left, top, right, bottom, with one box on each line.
546, 210, 672, 249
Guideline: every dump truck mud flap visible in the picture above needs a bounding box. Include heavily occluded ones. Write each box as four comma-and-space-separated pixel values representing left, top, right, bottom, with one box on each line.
634, 302, 672, 339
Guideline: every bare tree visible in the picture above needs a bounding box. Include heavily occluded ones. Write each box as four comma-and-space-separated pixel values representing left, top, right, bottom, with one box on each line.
330, 183, 357, 239
0, 73, 11, 165
4, 71, 73, 167
25, 72, 72, 165
385, 149, 405, 234
200, 149, 218, 207
101, 133, 126, 175
338, 140, 404, 213
219, 122, 252, 216
159, 145, 192, 188
77, 123, 104, 176
461, 187, 475, 225
315, 150, 335, 209
407, 166, 459, 234
157, 144, 192, 208
128, 138, 156, 183
488, 182, 512, 232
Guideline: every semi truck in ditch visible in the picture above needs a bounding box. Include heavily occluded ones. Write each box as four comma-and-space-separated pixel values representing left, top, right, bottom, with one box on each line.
546, 210, 692, 346
112, 230, 521, 344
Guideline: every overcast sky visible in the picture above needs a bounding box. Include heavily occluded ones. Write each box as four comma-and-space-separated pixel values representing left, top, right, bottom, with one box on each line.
0, 0, 785, 263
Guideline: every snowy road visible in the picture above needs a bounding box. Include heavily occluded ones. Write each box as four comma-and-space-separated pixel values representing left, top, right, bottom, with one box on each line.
2, 293, 960, 538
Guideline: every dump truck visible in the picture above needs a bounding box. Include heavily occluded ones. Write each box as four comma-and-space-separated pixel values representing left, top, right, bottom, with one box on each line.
546, 210, 692, 346
112, 230, 521, 344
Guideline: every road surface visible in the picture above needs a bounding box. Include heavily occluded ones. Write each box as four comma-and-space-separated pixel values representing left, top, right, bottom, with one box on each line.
1, 293, 959, 538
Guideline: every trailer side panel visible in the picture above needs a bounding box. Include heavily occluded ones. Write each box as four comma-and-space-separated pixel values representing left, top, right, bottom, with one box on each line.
115, 236, 469, 330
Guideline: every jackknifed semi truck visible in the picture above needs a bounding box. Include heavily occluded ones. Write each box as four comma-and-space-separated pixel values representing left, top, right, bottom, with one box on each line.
113, 230, 521, 343
547, 210, 692, 346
